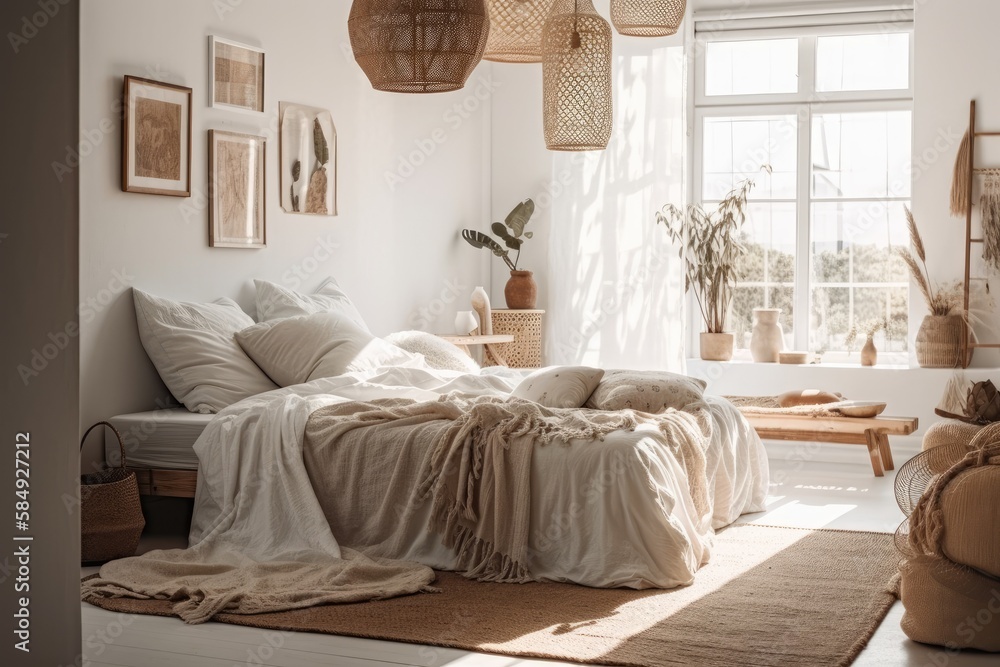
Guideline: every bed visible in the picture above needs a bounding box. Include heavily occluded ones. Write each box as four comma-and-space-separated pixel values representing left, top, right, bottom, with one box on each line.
82, 283, 769, 621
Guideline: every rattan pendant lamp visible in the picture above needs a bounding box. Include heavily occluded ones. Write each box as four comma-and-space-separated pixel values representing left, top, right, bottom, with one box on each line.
542, 0, 613, 151
348, 0, 490, 93
483, 0, 557, 63
610, 0, 686, 37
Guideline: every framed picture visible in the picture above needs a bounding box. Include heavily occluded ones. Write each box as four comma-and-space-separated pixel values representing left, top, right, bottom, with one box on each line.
279, 102, 337, 216
209, 36, 265, 113
122, 75, 192, 197
208, 130, 266, 249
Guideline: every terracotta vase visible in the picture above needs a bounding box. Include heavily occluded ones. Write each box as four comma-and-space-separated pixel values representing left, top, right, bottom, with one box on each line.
700, 332, 734, 361
504, 270, 537, 309
750, 308, 785, 363
861, 337, 877, 367
915, 314, 965, 368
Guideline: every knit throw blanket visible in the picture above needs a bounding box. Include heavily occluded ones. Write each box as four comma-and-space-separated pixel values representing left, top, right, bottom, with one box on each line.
303, 395, 713, 584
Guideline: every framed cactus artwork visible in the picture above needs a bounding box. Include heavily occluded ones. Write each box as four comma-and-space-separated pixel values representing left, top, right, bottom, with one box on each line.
279, 102, 337, 216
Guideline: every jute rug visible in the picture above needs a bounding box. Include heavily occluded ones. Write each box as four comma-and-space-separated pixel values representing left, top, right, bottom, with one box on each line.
83, 525, 900, 667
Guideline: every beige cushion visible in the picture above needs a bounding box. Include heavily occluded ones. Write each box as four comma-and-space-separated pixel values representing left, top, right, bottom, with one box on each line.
236, 313, 420, 387
900, 555, 1000, 652
133, 289, 278, 413
586, 370, 706, 413
939, 466, 1000, 579
511, 366, 604, 409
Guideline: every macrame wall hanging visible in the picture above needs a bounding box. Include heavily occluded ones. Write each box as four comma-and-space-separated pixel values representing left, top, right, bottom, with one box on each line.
981, 172, 1000, 272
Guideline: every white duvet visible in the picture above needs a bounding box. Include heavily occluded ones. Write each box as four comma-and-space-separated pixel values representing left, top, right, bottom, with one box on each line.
189, 366, 769, 590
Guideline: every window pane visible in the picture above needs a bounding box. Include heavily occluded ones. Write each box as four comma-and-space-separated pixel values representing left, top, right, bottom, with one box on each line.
703, 115, 797, 200
812, 111, 912, 199
816, 33, 910, 92
705, 39, 799, 96
811, 201, 910, 284
731, 286, 764, 350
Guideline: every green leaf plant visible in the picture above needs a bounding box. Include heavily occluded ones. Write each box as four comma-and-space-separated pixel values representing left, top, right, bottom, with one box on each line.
462, 199, 535, 271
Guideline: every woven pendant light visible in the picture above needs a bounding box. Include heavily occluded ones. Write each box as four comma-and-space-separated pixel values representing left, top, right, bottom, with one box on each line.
542, 0, 613, 151
483, 0, 557, 63
610, 0, 686, 37
348, 0, 490, 94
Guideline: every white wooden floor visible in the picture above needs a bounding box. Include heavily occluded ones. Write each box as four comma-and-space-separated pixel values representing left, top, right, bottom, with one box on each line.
82, 439, 999, 666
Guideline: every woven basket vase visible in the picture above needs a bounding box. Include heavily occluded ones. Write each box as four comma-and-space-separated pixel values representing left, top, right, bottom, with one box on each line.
80, 421, 145, 563
915, 315, 965, 368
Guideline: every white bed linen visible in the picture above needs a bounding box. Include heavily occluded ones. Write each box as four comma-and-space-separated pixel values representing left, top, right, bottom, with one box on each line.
189, 366, 768, 589
106, 409, 213, 470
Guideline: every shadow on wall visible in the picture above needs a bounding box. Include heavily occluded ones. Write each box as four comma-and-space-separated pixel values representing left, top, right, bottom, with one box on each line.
545, 45, 687, 371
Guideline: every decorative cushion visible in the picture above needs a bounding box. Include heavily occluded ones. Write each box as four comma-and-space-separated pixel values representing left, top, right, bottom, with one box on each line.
235, 312, 421, 387
254, 278, 368, 331
384, 331, 480, 374
132, 289, 278, 413
586, 370, 707, 413
511, 366, 605, 409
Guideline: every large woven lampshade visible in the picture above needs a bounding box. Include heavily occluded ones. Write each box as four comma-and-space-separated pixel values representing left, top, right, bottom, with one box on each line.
348, 0, 490, 94
610, 0, 686, 37
542, 0, 613, 151
484, 0, 557, 63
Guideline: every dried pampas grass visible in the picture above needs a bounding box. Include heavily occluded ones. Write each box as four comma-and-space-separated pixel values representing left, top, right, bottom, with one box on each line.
951, 130, 972, 217
898, 207, 965, 317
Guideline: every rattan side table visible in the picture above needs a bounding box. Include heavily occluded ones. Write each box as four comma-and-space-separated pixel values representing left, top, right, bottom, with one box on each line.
484, 309, 544, 368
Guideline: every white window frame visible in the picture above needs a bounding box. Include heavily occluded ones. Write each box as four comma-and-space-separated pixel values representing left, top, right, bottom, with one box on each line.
692, 24, 914, 361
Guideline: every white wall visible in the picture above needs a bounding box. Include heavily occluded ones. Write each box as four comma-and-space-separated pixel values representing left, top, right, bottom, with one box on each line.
490, 0, 689, 371
911, 0, 1000, 369
79, 0, 492, 464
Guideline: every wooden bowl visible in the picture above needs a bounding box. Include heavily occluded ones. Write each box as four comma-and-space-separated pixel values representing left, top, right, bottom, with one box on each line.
779, 351, 809, 365
836, 401, 888, 418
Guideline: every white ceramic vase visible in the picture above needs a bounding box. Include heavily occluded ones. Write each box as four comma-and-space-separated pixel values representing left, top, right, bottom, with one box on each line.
750, 308, 785, 363
454, 310, 478, 335
471, 286, 493, 335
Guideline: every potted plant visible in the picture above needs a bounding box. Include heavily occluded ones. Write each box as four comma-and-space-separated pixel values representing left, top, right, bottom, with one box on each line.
656, 167, 769, 361
897, 207, 966, 368
462, 199, 537, 309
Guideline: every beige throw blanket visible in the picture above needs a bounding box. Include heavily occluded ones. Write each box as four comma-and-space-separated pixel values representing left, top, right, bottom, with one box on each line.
303, 395, 713, 584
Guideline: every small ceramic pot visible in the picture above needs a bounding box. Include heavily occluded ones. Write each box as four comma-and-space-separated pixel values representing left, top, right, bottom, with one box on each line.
504, 270, 538, 309
700, 332, 735, 361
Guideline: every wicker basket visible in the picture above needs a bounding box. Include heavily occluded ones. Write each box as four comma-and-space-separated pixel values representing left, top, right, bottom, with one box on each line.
915, 315, 965, 368
80, 421, 145, 564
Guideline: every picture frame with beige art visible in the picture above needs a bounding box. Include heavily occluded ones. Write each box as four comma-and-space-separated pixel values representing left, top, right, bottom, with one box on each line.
208, 130, 266, 249
121, 75, 192, 197
209, 35, 265, 113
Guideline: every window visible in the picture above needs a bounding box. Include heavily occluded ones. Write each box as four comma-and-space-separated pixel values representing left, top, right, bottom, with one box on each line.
694, 28, 913, 363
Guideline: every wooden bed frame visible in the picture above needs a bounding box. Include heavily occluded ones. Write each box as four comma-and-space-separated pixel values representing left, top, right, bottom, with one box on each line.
132, 413, 918, 498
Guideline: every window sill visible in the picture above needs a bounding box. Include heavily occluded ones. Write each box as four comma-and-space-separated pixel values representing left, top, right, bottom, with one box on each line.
687, 358, 912, 371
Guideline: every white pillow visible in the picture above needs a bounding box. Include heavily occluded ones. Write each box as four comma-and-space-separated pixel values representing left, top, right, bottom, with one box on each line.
132, 289, 279, 413
384, 331, 480, 374
254, 278, 368, 331
235, 312, 421, 387
511, 366, 605, 409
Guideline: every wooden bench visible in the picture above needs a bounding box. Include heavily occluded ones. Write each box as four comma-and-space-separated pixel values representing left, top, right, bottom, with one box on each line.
742, 413, 919, 477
